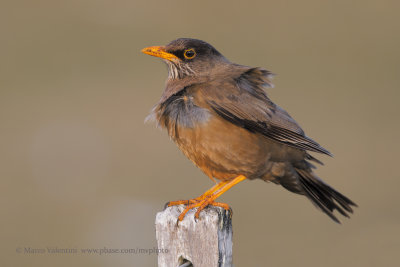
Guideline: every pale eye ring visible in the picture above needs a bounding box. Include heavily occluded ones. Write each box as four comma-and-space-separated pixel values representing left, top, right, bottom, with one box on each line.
184, 48, 196, 59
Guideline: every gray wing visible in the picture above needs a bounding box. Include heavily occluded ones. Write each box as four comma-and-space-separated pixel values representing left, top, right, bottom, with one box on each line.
203, 67, 332, 156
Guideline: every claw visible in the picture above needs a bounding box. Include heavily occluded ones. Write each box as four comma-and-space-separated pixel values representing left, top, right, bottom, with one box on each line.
177, 198, 232, 222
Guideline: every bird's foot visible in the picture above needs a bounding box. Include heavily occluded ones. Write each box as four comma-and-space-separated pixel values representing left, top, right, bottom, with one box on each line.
165, 175, 246, 223
164, 183, 224, 210
177, 196, 230, 222
164, 197, 204, 210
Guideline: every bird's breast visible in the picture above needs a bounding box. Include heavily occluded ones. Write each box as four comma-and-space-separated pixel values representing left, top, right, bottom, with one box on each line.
155, 90, 211, 138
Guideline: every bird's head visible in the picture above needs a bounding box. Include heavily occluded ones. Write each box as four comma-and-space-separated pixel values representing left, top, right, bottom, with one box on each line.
141, 38, 228, 80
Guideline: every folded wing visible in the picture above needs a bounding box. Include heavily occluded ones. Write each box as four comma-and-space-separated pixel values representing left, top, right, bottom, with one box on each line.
203, 67, 332, 156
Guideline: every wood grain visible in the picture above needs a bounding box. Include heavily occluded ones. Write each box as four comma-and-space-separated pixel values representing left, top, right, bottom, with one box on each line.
155, 205, 233, 267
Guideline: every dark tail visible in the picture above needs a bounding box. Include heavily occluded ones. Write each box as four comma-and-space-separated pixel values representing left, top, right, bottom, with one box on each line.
295, 168, 357, 223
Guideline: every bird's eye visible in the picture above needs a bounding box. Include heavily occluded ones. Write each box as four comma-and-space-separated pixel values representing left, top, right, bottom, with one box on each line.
183, 48, 196, 59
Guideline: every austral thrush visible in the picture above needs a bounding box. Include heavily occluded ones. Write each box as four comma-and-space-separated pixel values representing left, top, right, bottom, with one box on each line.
142, 38, 356, 223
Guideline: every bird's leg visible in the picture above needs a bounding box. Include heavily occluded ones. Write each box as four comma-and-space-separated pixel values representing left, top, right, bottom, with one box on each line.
178, 175, 247, 221
166, 181, 229, 207
201, 180, 229, 197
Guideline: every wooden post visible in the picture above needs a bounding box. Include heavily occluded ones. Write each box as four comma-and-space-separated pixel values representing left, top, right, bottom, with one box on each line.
155, 205, 233, 267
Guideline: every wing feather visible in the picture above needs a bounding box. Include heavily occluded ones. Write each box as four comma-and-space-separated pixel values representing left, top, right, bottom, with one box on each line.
202, 67, 332, 156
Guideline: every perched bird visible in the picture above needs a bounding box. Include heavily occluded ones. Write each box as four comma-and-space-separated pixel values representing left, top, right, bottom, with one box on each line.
142, 38, 356, 223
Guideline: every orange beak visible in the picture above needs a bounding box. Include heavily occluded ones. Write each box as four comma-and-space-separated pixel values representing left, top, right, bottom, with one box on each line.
141, 46, 178, 61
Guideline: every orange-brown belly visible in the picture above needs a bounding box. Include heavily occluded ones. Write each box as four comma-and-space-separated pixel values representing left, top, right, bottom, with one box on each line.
173, 115, 276, 181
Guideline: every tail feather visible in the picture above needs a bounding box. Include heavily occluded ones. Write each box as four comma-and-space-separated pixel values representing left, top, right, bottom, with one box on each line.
295, 168, 357, 223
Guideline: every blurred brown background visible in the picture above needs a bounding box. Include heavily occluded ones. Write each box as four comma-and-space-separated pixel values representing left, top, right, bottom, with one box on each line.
1, 0, 399, 266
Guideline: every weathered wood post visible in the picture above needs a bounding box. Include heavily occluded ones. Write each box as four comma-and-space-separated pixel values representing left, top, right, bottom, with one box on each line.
155, 205, 233, 267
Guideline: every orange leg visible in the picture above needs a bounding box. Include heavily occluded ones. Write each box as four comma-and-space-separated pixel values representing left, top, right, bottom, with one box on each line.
172, 175, 247, 221
166, 180, 229, 207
